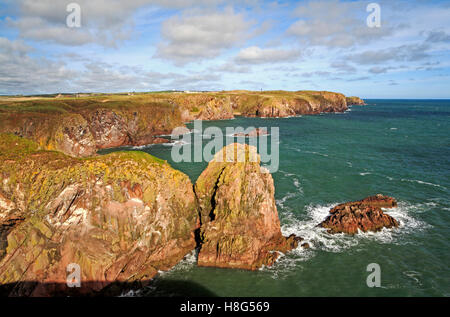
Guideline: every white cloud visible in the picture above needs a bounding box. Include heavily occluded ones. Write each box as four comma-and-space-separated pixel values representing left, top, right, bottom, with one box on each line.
156, 8, 253, 65
8, 0, 243, 47
287, 0, 393, 48
347, 44, 430, 65
0, 37, 75, 94
235, 46, 300, 64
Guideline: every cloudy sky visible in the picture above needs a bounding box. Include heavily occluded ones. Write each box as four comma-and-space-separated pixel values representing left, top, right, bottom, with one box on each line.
0, 0, 449, 98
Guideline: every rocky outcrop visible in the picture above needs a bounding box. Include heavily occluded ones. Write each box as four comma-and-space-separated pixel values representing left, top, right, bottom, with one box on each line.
319, 194, 399, 234
169, 94, 234, 121
0, 91, 364, 157
232, 91, 348, 117
0, 100, 185, 157
0, 135, 303, 295
346, 96, 366, 106
194, 143, 301, 270
196, 97, 234, 121
0, 134, 198, 296
233, 128, 268, 137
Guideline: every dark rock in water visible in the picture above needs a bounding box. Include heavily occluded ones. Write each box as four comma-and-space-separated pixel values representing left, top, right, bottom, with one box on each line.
233, 128, 269, 137
319, 194, 399, 234
301, 243, 310, 249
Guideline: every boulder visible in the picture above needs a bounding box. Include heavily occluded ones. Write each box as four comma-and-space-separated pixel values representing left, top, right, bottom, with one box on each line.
194, 143, 301, 270
319, 194, 399, 234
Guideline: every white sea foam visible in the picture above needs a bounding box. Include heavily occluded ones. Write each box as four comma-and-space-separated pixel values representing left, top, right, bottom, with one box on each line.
276, 192, 297, 211
403, 271, 423, 286
359, 172, 371, 176
285, 115, 303, 118
303, 151, 329, 157
400, 178, 446, 190
161, 250, 198, 275
131, 144, 152, 149
162, 140, 191, 147
264, 200, 432, 276
275, 171, 304, 209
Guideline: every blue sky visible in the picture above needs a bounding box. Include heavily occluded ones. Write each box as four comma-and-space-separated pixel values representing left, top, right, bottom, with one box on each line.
0, 0, 449, 98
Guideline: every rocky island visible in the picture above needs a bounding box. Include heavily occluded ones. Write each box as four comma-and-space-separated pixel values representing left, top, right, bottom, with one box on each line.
319, 194, 399, 234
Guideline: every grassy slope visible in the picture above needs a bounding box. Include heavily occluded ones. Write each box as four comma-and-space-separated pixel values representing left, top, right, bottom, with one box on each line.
0, 90, 351, 116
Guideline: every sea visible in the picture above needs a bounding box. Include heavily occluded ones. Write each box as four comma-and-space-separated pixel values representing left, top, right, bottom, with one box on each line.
100, 100, 450, 297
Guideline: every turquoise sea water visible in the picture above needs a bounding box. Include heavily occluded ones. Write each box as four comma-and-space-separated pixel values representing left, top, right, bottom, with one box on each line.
101, 100, 450, 297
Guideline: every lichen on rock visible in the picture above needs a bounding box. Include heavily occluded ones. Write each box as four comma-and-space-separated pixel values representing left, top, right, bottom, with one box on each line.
319, 194, 399, 234
194, 143, 301, 270
0, 133, 198, 296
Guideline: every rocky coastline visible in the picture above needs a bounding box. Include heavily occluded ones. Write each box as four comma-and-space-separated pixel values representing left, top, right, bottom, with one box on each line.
0, 90, 399, 297
0, 91, 364, 157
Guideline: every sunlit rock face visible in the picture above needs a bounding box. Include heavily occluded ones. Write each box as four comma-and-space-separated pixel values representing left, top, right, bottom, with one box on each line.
0, 134, 198, 296
319, 194, 399, 235
194, 143, 301, 270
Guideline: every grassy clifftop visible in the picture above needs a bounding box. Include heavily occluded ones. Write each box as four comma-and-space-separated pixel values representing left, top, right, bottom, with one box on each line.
0, 90, 361, 157
0, 95, 184, 157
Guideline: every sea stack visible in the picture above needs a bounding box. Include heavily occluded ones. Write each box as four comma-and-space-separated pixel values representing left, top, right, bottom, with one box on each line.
194, 143, 301, 270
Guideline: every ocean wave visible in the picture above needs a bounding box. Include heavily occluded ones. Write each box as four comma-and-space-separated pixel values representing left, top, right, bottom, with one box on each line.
160, 250, 198, 275
276, 192, 297, 211
302, 150, 329, 157
285, 115, 303, 118
131, 144, 155, 149
400, 178, 447, 190
275, 171, 304, 208
162, 140, 191, 147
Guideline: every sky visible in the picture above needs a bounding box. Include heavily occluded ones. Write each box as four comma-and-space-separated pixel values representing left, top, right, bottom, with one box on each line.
0, 0, 449, 98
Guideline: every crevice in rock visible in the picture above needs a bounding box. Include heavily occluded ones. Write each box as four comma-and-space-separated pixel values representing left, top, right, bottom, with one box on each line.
209, 167, 225, 222
192, 185, 203, 254
0, 215, 25, 261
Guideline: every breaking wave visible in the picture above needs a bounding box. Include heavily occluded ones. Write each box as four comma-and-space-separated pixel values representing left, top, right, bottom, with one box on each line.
264, 200, 432, 276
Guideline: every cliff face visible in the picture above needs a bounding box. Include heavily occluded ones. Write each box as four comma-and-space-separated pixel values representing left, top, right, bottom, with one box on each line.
0, 134, 197, 296
169, 94, 234, 121
231, 91, 348, 117
0, 91, 362, 157
0, 135, 303, 295
346, 96, 366, 106
194, 143, 300, 270
0, 99, 184, 157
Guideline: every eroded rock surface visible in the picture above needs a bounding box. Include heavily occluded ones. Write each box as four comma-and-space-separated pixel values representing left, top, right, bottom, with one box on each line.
346, 96, 366, 106
194, 143, 301, 270
319, 194, 399, 234
0, 134, 198, 296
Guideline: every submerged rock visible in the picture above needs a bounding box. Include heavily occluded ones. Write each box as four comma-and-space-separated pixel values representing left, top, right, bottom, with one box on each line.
194, 143, 301, 270
233, 128, 269, 137
319, 194, 399, 234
